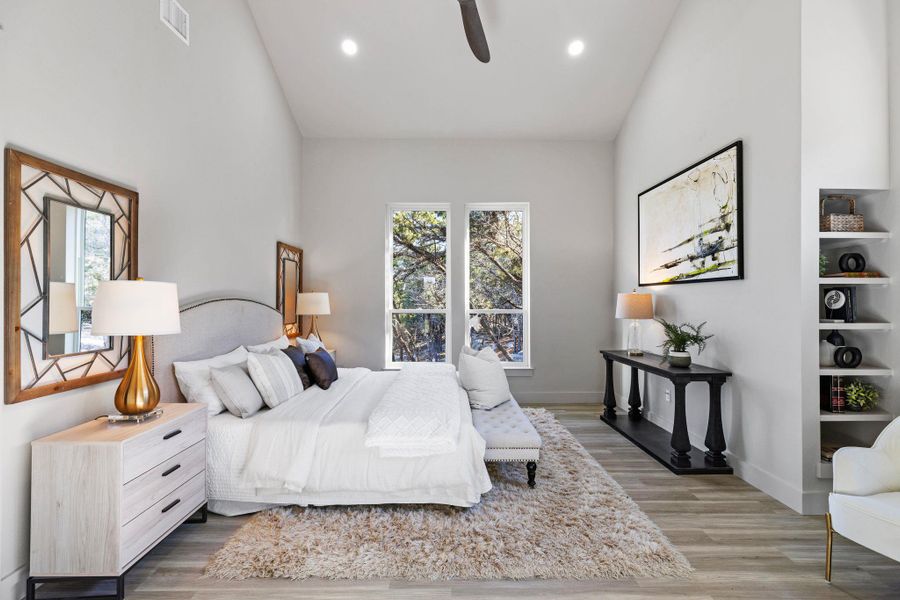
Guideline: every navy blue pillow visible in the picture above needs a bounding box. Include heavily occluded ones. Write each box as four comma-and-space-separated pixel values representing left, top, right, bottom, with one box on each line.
305, 348, 338, 390
281, 346, 313, 389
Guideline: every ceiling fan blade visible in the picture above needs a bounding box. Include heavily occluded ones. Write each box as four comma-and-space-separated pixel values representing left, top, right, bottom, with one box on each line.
458, 0, 490, 63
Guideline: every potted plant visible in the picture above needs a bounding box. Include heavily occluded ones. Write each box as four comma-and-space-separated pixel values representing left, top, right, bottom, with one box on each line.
656, 318, 713, 368
845, 379, 879, 411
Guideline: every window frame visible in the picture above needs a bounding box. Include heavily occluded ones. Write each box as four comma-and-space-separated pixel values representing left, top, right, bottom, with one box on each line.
464, 202, 531, 369
384, 203, 452, 369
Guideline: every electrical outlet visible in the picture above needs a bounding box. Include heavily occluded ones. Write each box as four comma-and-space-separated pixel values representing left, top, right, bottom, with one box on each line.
665, 389, 672, 403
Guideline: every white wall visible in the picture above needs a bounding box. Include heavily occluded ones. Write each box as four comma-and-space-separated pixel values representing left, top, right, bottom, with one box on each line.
0, 7, 8, 595
300, 139, 614, 404
799, 0, 890, 513
0, 2, 303, 598
612, 0, 805, 510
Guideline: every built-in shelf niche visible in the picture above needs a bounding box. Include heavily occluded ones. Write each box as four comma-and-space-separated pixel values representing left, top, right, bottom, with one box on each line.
816, 187, 894, 480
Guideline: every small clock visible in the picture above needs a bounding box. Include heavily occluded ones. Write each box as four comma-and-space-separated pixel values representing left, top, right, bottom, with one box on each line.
823, 287, 856, 322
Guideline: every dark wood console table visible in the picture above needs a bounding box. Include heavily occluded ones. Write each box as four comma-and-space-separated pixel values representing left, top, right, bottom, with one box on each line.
600, 350, 733, 475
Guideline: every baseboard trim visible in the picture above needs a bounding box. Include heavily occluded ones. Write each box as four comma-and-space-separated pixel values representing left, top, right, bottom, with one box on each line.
636, 403, 805, 514
802, 489, 829, 515
515, 392, 601, 405
2, 564, 27, 600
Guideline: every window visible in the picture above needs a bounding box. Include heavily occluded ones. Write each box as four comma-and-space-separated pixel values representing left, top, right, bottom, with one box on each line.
465, 204, 530, 368
386, 205, 451, 367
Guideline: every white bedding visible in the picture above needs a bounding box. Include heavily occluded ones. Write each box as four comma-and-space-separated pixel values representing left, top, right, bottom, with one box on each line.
206, 368, 491, 516
365, 362, 461, 457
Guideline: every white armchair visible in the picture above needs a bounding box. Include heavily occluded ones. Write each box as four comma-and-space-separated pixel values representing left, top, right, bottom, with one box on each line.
826, 416, 900, 581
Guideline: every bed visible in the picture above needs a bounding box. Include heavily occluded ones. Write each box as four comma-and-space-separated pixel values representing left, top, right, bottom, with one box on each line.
151, 298, 492, 516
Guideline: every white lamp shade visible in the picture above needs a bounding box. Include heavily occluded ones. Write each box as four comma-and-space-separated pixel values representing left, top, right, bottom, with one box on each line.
92, 280, 181, 336
615, 292, 654, 320
48, 282, 78, 334
296, 292, 330, 316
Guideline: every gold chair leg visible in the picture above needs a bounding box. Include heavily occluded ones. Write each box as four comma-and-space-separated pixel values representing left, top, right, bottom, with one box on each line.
825, 512, 833, 582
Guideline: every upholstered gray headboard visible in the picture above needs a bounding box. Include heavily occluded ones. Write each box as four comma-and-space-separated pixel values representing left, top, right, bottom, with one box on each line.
150, 298, 283, 402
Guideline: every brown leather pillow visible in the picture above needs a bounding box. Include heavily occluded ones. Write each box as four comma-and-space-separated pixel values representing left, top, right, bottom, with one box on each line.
305, 348, 338, 390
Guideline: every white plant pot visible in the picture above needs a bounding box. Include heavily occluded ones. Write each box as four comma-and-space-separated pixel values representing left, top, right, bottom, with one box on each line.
668, 351, 692, 368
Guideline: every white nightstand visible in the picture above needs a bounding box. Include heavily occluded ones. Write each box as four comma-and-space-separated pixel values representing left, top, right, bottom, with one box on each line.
28, 403, 208, 599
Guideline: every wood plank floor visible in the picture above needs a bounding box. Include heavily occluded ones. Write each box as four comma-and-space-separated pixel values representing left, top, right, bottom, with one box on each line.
119, 404, 900, 599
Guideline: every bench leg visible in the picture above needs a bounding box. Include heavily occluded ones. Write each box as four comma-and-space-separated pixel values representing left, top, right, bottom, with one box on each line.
526, 461, 537, 488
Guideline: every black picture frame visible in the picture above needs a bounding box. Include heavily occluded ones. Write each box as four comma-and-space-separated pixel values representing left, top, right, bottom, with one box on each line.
637, 140, 744, 286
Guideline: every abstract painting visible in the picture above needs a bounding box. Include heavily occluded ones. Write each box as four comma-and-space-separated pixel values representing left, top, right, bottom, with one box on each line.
638, 141, 743, 285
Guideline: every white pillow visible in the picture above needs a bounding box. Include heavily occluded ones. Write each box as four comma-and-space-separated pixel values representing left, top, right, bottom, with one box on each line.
296, 334, 326, 354
173, 347, 249, 415
458, 347, 510, 409
210, 365, 264, 419
246, 335, 290, 354
247, 349, 304, 408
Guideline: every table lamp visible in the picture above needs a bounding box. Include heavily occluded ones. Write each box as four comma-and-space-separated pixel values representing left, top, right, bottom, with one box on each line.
297, 291, 330, 343
615, 290, 654, 356
92, 279, 181, 419
48, 282, 78, 334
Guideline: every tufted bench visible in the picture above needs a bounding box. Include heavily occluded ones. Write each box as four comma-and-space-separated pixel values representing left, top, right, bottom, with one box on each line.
471, 396, 542, 487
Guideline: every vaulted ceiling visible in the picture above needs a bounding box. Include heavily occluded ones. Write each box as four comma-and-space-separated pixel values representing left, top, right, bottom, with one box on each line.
248, 0, 679, 140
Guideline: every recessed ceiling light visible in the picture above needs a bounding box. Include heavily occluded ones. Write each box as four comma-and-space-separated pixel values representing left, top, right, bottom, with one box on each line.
341, 38, 358, 56
567, 39, 585, 57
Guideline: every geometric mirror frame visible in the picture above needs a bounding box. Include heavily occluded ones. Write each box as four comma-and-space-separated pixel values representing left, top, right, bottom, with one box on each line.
275, 241, 303, 338
4, 148, 139, 404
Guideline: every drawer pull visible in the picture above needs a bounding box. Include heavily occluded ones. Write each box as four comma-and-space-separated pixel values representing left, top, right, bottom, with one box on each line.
161, 464, 181, 477
163, 429, 182, 440
161, 499, 181, 514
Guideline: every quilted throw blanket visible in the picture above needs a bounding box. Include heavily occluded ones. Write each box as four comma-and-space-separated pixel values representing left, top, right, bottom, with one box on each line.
365, 363, 462, 457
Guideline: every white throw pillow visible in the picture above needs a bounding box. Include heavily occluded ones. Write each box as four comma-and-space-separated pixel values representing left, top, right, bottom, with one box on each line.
296, 334, 326, 354
246, 335, 290, 354
247, 349, 304, 408
210, 365, 265, 419
458, 348, 510, 409
173, 347, 249, 415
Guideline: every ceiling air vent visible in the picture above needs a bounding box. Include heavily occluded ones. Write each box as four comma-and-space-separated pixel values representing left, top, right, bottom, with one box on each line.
160, 0, 189, 46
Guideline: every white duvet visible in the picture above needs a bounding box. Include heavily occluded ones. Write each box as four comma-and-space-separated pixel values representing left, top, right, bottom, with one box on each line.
207, 368, 491, 515
365, 363, 461, 457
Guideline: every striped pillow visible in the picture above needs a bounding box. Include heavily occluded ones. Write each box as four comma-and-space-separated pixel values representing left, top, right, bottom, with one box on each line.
246, 349, 304, 408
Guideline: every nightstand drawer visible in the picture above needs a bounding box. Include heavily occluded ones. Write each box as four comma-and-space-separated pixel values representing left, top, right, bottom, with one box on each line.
122, 409, 206, 482
120, 472, 205, 569
122, 441, 205, 524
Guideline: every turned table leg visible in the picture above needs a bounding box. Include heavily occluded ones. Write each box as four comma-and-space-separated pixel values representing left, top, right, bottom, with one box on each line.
627, 366, 642, 420
526, 461, 537, 488
603, 357, 617, 419
704, 379, 727, 466
670, 381, 691, 467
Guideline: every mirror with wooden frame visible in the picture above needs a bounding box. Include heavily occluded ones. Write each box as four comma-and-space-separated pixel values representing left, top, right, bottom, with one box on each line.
4, 149, 138, 404
275, 242, 303, 337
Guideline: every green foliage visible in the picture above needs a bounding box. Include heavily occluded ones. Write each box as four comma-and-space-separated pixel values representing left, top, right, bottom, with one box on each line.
819, 254, 829, 277
389, 208, 526, 362
469, 313, 524, 362
468, 210, 525, 361
845, 379, 879, 411
391, 313, 445, 362
83, 210, 112, 305
656, 318, 713, 355
469, 210, 523, 310
392, 210, 446, 310
390, 211, 447, 361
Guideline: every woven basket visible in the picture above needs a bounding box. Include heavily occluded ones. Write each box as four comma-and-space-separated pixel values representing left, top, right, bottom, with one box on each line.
820, 195, 864, 232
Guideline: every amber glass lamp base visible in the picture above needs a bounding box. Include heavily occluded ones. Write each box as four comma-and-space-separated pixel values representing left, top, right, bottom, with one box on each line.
114, 335, 160, 415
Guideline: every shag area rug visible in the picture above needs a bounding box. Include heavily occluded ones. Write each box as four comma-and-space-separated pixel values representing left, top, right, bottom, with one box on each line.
206, 408, 692, 581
